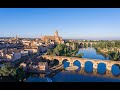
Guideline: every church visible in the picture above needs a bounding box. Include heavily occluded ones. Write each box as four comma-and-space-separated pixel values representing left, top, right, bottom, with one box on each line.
41, 30, 64, 44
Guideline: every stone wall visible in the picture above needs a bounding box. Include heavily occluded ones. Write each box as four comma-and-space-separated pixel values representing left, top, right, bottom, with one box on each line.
42, 55, 120, 71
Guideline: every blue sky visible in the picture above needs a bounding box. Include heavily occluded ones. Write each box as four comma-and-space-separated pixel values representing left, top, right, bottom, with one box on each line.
0, 8, 120, 40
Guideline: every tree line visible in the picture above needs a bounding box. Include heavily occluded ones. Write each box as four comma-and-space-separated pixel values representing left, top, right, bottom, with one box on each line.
94, 40, 120, 61
46, 43, 83, 58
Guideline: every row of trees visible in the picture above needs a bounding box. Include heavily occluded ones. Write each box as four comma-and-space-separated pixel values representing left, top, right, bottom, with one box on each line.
94, 41, 120, 61
94, 41, 120, 49
46, 43, 83, 58
109, 51, 120, 61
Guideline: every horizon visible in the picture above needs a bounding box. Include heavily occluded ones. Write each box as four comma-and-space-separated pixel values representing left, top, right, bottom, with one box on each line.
0, 36, 120, 40
0, 8, 120, 40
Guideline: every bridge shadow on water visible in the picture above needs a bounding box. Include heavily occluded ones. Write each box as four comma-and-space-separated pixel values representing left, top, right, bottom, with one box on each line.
63, 60, 120, 78
26, 60, 120, 82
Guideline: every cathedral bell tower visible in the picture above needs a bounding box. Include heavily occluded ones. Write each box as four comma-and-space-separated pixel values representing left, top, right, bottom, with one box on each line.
54, 30, 58, 36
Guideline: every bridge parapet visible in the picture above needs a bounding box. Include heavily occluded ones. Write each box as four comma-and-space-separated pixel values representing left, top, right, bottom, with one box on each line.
41, 55, 120, 71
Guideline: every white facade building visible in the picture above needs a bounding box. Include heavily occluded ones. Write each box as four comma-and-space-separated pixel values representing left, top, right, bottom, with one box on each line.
12, 52, 21, 61
21, 50, 29, 56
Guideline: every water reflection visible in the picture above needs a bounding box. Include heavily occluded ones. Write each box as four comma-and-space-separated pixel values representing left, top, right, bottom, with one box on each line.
77, 47, 109, 60
26, 65, 120, 82
73, 60, 81, 70
51, 68, 120, 82
63, 61, 70, 69
97, 63, 106, 74
84, 61, 93, 73
26, 74, 47, 82
63, 60, 120, 77
75, 68, 120, 79
111, 65, 120, 76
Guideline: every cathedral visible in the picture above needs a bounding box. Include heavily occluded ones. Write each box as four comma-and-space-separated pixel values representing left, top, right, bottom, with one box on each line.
41, 30, 64, 44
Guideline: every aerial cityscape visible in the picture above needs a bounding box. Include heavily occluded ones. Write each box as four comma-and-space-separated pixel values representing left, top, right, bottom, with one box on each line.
0, 8, 120, 82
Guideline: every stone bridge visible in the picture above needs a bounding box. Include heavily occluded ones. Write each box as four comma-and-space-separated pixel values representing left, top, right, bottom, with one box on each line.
78, 42, 97, 47
42, 55, 120, 71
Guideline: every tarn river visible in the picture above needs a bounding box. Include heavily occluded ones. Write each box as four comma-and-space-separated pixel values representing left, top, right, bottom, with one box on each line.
26, 47, 120, 82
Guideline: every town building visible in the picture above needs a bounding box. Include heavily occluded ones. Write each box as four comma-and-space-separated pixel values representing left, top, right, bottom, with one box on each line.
3, 48, 22, 61
38, 62, 48, 71
12, 52, 22, 61
21, 50, 29, 56
41, 30, 64, 44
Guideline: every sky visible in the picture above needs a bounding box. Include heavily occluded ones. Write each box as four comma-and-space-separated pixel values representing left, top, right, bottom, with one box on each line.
0, 8, 120, 40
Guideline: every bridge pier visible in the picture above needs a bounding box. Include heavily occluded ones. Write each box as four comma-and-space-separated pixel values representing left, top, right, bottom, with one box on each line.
42, 55, 120, 74
69, 62, 73, 67
105, 70, 114, 78
80, 62, 85, 68
59, 61, 62, 65
93, 69, 97, 75
93, 63, 98, 70
106, 64, 112, 71
86, 43, 88, 47
83, 43, 84, 48
90, 43, 92, 47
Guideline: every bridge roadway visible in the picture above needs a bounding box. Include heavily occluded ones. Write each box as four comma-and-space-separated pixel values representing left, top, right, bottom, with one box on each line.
78, 42, 97, 47
42, 55, 120, 71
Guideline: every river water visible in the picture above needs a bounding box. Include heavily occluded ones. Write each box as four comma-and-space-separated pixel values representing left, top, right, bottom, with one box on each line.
77, 47, 109, 60
26, 47, 120, 82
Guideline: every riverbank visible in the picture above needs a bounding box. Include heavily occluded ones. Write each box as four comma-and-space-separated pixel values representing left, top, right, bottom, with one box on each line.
95, 47, 109, 56
77, 47, 109, 60
0, 76, 18, 82
94, 47, 120, 61
97, 47, 120, 53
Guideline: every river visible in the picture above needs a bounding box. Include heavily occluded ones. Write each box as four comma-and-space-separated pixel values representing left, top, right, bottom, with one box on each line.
26, 47, 120, 82
77, 47, 109, 60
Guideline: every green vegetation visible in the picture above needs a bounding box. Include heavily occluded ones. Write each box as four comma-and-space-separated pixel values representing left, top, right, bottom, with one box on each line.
94, 40, 120, 61
46, 49, 53, 55
76, 53, 84, 58
84, 43, 87, 48
46, 43, 83, 58
0, 62, 16, 77
0, 62, 28, 81
109, 51, 120, 61
60, 40, 120, 61
94, 41, 120, 49
88, 43, 91, 47
16, 66, 27, 81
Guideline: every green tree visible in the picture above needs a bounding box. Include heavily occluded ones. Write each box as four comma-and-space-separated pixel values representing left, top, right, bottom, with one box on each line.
53, 44, 66, 56
76, 53, 84, 58
16, 66, 26, 81
46, 49, 53, 55
84, 43, 87, 48
0, 63, 16, 77
64, 47, 67, 56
